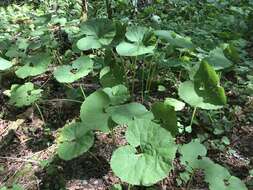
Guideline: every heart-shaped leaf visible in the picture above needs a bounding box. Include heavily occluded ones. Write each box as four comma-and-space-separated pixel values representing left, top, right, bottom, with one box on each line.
77, 19, 116, 51
15, 53, 51, 79
80, 90, 111, 132
54, 56, 93, 83
6, 82, 43, 107
164, 98, 185, 111
154, 30, 194, 49
151, 102, 178, 136
204, 47, 232, 70
57, 122, 94, 160
178, 61, 226, 110
107, 103, 153, 125
103, 84, 130, 105
116, 26, 155, 56
0, 57, 12, 71
111, 119, 177, 186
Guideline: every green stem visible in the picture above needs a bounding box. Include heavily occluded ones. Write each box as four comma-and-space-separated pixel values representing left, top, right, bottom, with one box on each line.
131, 56, 137, 99
128, 184, 132, 190
35, 103, 45, 124
141, 62, 145, 103
80, 84, 86, 100
189, 107, 197, 128
43, 99, 83, 103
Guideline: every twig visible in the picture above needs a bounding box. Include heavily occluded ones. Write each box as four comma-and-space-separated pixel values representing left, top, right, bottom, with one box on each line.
0, 156, 40, 165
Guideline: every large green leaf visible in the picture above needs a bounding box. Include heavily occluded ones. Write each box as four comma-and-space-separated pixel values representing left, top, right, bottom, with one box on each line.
179, 140, 207, 169
111, 119, 177, 186
103, 84, 130, 105
116, 42, 155, 56
179, 141, 247, 190
197, 158, 247, 190
178, 61, 226, 110
57, 122, 94, 160
0, 57, 12, 71
194, 61, 227, 105
80, 90, 111, 132
106, 103, 153, 125
54, 56, 93, 83
116, 26, 155, 56
204, 47, 232, 70
15, 53, 51, 79
6, 82, 43, 107
164, 98, 185, 111
151, 102, 178, 136
77, 19, 116, 51
154, 30, 194, 49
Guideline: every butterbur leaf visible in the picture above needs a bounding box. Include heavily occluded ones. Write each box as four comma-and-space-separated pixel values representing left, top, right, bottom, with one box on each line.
178, 81, 221, 110
106, 103, 153, 125
178, 61, 226, 110
77, 19, 116, 51
154, 30, 194, 49
151, 102, 178, 136
6, 82, 42, 107
164, 98, 185, 111
0, 57, 12, 71
204, 47, 232, 70
179, 140, 207, 169
197, 158, 247, 190
116, 26, 155, 56
80, 90, 111, 132
15, 53, 51, 79
179, 141, 247, 190
194, 61, 227, 105
54, 56, 93, 83
57, 122, 94, 160
125, 26, 148, 42
103, 84, 130, 105
111, 119, 177, 186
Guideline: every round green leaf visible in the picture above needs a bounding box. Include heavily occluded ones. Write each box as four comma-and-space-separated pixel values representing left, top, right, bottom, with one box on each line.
76, 36, 101, 51
57, 122, 94, 160
151, 102, 178, 136
179, 140, 207, 169
103, 84, 130, 105
0, 57, 12, 71
106, 102, 153, 125
125, 26, 148, 42
77, 19, 116, 51
178, 81, 222, 110
204, 47, 232, 70
80, 90, 111, 132
111, 119, 177, 186
54, 56, 93, 83
164, 98, 185, 111
116, 42, 155, 56
154, 30, 194, 49
7, 82, 43, 107
179, 62, 226, 110
15, 53, 51, 79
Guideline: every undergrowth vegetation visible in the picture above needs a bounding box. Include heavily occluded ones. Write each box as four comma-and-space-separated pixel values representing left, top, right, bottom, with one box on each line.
0, 0, 253, 189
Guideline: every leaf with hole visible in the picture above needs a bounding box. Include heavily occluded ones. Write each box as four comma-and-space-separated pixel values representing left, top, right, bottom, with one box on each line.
116, 26, 155, 56
6, 82, 42, 107
54, 56, 93, 83
77, 19, 116, 51
110, 119, 177, 186
15, 53, 51, 79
